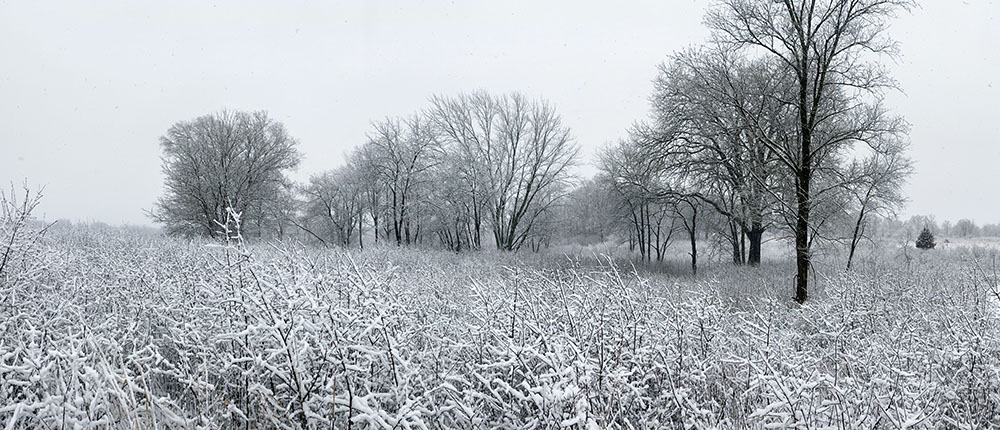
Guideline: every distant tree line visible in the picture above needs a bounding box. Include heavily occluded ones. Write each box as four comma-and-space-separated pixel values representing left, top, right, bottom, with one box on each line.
152, 92, 579, 252
892, 216, 1000, 240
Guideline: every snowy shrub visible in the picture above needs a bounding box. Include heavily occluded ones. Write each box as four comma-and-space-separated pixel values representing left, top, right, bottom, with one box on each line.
1, 226, 999, 428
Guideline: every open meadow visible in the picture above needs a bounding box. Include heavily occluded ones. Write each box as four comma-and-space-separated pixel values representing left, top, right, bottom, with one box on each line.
3, 223, 1000, 429
5, 0, 1000, 428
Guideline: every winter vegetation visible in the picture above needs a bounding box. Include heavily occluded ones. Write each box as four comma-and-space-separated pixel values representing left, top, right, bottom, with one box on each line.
6, 0, 1000, 429
5, 188, 1000, 429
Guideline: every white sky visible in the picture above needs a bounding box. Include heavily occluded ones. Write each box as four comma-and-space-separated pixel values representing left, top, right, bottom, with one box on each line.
1, 1, 997, 226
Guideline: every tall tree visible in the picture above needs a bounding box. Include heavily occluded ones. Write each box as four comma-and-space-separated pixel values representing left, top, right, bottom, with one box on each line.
428, 92, 495, 250
706, 0, 913, 302
152, 110, 301, 237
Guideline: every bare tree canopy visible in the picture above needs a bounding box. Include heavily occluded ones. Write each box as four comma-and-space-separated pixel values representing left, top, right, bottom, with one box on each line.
364, 115, 440, 246
300, 167, 364, 247
647, 48, 789, 266
430, 91, 580, 251
151, 110, 301, 237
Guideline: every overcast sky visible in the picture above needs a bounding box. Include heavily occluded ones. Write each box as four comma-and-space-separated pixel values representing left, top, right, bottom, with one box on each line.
1, 1, 997, 226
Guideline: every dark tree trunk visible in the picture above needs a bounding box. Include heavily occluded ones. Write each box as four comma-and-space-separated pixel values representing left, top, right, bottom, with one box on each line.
747, 222, 764, 267
740, 229, 746, 264
794, 62, 813, 304
794, 150, 812, 304
688, 217, 697, 276
846, 209, 867, 270
730, 221, 743, 265
685, 202, 698, 276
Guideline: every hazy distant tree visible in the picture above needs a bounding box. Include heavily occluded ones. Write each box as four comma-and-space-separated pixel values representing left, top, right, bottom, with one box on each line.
258, 179, 298, 238
598, 138, 677, 262
348, 143, 396, 246
707, 0, 913, 303
905, 215, 937, 238
915, 227, 935, 250
430, 92, 579, 251
557, 178, 620, 245
983, 224, 1000, 237
955, 219, 979, 238
364, 116, 440, 245
940, 220, 953, 237
152, 110, 301, 237
845, 138, 913, 269
300, 167, 364, 247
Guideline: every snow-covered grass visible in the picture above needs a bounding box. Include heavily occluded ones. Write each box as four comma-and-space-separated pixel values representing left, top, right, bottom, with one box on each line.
2, 224, 1000, 429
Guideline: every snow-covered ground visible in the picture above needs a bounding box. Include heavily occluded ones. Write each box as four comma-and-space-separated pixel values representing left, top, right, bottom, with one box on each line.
2, 226, 999, 428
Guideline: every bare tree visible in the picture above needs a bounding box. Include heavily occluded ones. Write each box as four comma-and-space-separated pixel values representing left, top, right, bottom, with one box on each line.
648, 48, 788, 266
300, 167, 364, 247
557, 178, 621, 245
675, 196, 701, 276
844, 138, 912, 269
955, 218, 978, 238
152, 110, 301, 237
427, 92, 495, 250
364, 116, 440, 246
706, 0, 913, 303
430, 91, 579, 251
597, 137, 685, 263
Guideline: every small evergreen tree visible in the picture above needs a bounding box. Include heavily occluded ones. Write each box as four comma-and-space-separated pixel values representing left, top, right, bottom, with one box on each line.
916, 226, 936, 250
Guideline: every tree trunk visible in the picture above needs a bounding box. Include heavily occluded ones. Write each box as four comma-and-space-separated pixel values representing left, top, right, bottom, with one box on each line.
846, 210, 866, 270
794, 155, 812, 304
730, 221, 742, 265
794, 63, 813, 304
689, 218, 697, 276
740, 229, 746, 264
747, 221, 764, 266
687, 203, 698, 276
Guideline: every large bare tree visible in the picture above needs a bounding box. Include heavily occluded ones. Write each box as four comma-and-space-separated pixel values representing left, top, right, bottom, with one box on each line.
706, 0, 913, 302
152, 110, 301, 237
428, 92, 497, 250
648, 48, 788, 266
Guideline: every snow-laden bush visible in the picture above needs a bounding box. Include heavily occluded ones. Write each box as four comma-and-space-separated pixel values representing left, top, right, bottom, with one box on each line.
0, 185, 51, 295
1, 226, 999, 428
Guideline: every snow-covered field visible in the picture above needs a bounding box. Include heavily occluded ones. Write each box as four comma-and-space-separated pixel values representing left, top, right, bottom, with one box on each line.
2, 226, 1000, 429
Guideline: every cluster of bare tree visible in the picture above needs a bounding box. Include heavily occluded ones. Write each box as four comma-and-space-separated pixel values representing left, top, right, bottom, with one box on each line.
296, 92, 579, 251
571, 0, 914, 301
153, 92, 579, 253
